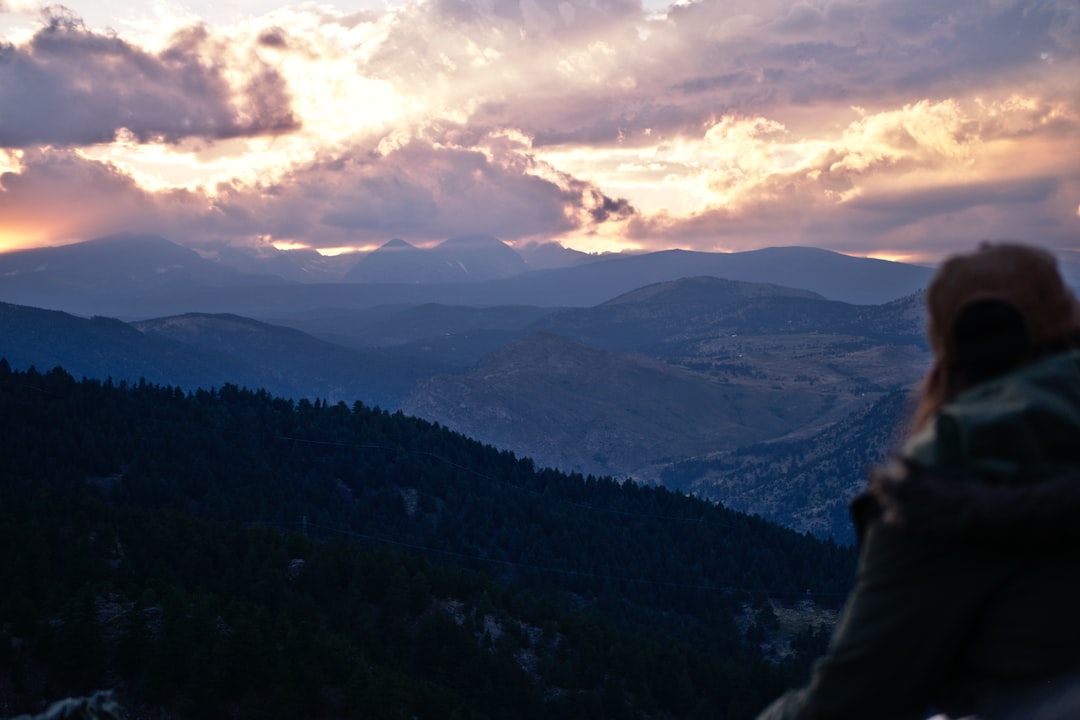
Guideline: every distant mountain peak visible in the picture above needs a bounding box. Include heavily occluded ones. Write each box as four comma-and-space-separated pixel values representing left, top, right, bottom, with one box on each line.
346, 234, 528, 284
380, 238, 418, 251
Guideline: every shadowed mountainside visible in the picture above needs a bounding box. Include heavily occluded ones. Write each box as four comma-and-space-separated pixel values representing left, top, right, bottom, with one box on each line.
263, 303, 558, 357
128, 313, 453, 408
0, 303, 448, 409
402, 331, 801, 479
403, 279, 930, 487
663, 390, 915, 544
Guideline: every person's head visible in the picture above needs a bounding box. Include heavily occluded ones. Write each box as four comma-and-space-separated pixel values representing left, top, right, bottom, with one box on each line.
912, 242, 1080, 430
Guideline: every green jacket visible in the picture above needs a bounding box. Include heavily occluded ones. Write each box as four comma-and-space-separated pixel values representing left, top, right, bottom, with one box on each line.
757, 350, 1080, 720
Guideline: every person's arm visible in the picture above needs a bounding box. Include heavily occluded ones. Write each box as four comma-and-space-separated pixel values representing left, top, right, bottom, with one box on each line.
757, 521, 1004, 720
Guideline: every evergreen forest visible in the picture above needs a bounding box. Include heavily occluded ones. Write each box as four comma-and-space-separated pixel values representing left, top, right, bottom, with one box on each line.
0, 361, 856, 719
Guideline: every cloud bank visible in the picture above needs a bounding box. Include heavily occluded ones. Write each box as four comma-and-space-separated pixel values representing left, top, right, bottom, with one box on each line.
0, 0, 1077, 262
0, 8, 297, 148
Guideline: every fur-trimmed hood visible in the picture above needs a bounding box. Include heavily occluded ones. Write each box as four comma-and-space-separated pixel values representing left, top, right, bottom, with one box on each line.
851, 460, 1080, 547
852, 349, 1080, 548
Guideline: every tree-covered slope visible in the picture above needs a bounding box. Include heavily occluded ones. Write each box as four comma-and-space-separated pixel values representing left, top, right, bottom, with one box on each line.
664, 390, 914, 544
0, 362, 855, 718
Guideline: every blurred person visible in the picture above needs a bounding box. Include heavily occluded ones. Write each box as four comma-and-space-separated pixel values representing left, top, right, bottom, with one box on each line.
756, 243, 1080, 720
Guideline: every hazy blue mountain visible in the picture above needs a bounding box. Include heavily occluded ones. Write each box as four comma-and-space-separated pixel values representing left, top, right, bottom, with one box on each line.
131, 313, 451, 407
0, 302, 447, 408
0, 233, 286, 316
343, 238, 432, 283
506, 246, 934, 306
403, 330, 815, 479
536, 277, 929, 400
663, 389, 915, 544
1, 240, 934, 319
516, 240, 598, 269
0, 301, 250, 390
2, 269, 934, 541
345, 235, 529, 283
401, 280, 930, 504
210, 243, 358, 282
534, 276, 826, 352
263, 303, 558, 353
432, 234, 531, 279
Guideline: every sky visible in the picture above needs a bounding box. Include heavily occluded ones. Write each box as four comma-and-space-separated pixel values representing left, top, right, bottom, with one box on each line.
0, 0, 1078, 264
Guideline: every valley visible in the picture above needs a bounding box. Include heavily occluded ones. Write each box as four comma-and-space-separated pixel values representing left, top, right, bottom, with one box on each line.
0, 234, 934, 542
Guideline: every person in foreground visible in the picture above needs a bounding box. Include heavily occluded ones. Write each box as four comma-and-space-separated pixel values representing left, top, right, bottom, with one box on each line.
756, 242, 1080, 720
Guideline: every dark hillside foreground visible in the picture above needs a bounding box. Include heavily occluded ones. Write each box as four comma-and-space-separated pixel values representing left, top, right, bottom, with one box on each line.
0, 362, 854, 719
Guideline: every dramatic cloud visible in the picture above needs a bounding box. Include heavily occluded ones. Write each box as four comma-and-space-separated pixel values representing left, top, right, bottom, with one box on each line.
0, 0, 1077, 261
0, 8, 298, 148
0, 129, 633, 252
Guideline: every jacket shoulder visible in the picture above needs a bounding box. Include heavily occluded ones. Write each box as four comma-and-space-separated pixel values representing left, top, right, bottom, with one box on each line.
851, 460, 1080, 548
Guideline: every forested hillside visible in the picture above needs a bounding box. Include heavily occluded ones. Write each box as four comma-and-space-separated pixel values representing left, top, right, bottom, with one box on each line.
0, 362, 855, 719
665, 390, 914, 543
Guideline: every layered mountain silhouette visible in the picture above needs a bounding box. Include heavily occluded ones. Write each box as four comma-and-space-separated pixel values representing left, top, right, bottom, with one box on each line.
399, 278, 931, 538
1, 269, 933, 540
0, 233, 934, 318
1, 233, 941, 541
345, 235, 529, 283
0, 233, 285, 313
0, 303, 448, 409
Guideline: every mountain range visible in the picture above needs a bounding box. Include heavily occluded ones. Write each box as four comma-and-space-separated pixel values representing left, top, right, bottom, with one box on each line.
0, 270, 931, 540
345, 235, 532, 283
0, 233, 935, 319
0, 233, 941, 541
400, 278, 930, 533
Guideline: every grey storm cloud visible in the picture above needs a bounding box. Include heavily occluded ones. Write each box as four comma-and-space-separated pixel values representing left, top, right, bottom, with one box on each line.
0, 135, 635, 249
0, 9, 298, 148
846, 176, 1062, 218
504, 0, 1080, 144
305, 139, 634, 241
666, 0, 1079, 105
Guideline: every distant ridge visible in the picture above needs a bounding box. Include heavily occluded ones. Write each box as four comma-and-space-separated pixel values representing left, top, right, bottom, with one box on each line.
0, 239, 934, 317
0, 233, 285, 315
508, 246, 934, 306
345, 234, 528, 283
0, 302, 446, 409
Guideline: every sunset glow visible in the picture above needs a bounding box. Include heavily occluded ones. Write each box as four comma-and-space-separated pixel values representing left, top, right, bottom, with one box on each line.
0, 0, 1077, 262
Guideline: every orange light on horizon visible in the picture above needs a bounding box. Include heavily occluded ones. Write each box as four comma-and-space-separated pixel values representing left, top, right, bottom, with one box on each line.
270, 240, 312, 252
0, 229, 51, 254
316, 245, 379, 256
864, 252, 931, 265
